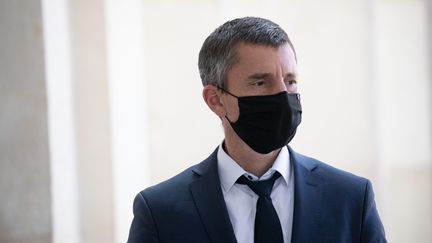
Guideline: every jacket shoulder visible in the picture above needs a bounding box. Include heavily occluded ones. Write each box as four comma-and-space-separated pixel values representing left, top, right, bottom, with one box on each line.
293, 150, 369, 193
139, 163, 200, 203
140, 147, 218, 199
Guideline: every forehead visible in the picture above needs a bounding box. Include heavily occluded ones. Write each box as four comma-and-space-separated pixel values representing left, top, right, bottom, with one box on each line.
228, 43, 298, 79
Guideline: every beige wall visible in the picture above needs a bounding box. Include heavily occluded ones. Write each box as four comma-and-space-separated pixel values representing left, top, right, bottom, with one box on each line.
373, 1, 432, 241
0, 0, 430, 242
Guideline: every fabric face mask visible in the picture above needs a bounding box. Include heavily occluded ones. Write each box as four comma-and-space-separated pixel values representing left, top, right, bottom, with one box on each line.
219, 87, 302, 154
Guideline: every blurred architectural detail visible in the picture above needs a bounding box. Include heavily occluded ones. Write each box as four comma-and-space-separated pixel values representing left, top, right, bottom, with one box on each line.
43, 0, 80, 242
0, 0, 430, 242
67, 0, 115, 242
104, 1, 151, 243
372, 1, 432, 241
0, 1, 52, 242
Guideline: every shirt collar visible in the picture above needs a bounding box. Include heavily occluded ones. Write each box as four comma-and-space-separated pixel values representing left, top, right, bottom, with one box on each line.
217, 143, 291, 193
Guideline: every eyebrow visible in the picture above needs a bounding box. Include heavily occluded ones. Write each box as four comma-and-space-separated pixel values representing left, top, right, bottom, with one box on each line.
247, 73, 273, 80
246, 72, 297, 80
284, 73, 297, 79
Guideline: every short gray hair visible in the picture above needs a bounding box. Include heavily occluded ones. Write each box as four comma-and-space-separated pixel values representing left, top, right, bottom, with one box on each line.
198, 17, 296, 88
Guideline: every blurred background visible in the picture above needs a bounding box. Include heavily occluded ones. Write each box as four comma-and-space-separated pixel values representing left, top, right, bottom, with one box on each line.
0, 0, 431, 242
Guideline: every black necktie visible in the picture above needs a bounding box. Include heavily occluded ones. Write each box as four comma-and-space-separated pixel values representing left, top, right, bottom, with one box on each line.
236, 172, 284, 243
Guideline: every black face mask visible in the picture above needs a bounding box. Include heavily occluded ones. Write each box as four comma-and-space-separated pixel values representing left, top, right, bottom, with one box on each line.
219, 87, 302, 154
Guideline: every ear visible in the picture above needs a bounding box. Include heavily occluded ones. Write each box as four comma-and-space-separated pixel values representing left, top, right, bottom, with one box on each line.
202, 85, 226, 118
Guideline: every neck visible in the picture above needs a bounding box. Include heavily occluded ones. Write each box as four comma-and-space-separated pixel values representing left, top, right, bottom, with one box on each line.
223, 129, 280, 178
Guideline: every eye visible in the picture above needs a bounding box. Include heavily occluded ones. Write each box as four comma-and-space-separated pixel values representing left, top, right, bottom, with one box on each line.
253, 80, 266, 86
285, 80, 298, 92
285, 80, 297, 86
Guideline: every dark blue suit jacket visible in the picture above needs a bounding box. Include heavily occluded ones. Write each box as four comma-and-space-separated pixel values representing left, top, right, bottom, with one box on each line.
128, 146, 386, 243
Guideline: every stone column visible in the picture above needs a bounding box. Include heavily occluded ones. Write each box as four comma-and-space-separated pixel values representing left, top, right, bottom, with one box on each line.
68, 0, 115, 242
0, 0, 52, 242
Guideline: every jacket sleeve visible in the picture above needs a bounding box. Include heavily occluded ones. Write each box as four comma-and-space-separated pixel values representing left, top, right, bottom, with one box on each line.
360, 180, 387, 243
127, 192, 159, 243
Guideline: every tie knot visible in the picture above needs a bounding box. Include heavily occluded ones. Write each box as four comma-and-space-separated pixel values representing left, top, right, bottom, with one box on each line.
236, 172, 281, 197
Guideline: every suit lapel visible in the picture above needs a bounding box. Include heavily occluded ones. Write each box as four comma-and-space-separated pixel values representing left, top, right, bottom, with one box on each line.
289, 146, 323, 243
189, 149, 237, 243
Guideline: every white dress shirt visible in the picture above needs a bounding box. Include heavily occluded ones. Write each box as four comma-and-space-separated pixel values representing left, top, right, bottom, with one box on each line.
217, 144, 294, 243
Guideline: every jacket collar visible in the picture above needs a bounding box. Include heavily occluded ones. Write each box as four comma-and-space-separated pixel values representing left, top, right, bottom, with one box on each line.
190, 148, 238, 243
288, 146, 323, 242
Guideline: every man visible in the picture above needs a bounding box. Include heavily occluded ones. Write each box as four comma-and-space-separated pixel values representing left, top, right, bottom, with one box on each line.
127, 17, 386, 243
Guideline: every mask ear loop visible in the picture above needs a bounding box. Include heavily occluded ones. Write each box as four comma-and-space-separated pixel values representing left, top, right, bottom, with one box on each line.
216, 86, 239, 98
216, 85, 237, 124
